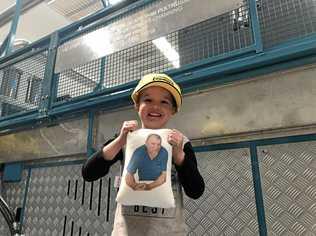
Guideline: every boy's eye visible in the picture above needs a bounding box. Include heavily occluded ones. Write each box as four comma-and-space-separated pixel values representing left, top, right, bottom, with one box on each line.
143, 98, 152, 102
161, 100, 171, 105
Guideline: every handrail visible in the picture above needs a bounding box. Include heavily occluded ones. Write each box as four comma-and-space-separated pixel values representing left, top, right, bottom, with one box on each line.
0, 195, 22, 235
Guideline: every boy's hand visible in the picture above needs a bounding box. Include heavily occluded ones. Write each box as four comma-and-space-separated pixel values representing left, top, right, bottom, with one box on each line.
117, 120, 138, 145
168, 129, 185, 166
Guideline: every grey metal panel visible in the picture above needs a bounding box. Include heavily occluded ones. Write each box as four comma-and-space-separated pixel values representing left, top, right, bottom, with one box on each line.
0, 169, 28, 236
2, 169, 28, 212
0, 216, 11, 236
96, 64, 316, 146
257, 141, 316, 235
184, 148, 259, 235
0, 116, 88, 163
22, 160, 120, 235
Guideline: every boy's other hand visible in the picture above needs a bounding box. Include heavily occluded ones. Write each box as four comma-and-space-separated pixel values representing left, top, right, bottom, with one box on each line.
168, 129, 185, 166
118, 120, 138, 145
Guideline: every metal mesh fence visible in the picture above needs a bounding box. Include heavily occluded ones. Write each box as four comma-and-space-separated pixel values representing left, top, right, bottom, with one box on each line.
2, 0, 316, 110
0, 51, 48, 117
55, 58, 101, 103
258, 0, 316, 48
54, 1, 253, 102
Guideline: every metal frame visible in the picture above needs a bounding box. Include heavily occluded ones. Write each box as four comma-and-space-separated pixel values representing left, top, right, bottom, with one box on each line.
0, 0, 315, 134
4, 0, 23, 56
194, 132, 316, 236
5, 130, 316, 236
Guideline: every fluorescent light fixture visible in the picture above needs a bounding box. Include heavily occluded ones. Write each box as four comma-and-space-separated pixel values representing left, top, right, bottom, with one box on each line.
153, 37, 180, 68
108, 0, 124, 5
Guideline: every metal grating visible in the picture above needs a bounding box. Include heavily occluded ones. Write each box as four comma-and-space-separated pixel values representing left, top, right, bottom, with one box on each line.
55, 1, 253, 102
258, 0, 316, 49
258, 141, 316, 235
0, 51, 48, 118
55, 58, 101, 103
103, 32, 179, 88
178, 5, 252, 66
47, 0, 104, 21
184, 149, 259, 235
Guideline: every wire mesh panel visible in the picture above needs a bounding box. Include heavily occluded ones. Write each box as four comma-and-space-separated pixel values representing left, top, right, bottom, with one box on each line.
184, 148, 259, 235
178, 5, 253, 66
55, 58, 101, 103
104, 5, 253, 89
0, 51, 48, 118
103, 32, 179, 88
54, 0, 253, 103
258, 0, 316, 49
257, 141, 316, 235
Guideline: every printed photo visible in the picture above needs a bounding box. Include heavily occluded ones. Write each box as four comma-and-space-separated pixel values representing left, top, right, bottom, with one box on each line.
125, 133, 168, 191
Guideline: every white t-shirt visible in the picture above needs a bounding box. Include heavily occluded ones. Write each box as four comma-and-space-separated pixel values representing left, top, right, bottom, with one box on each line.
111, 168, 187, 236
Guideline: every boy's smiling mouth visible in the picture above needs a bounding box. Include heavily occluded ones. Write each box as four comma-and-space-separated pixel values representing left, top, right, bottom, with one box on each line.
148, 112, 162, 117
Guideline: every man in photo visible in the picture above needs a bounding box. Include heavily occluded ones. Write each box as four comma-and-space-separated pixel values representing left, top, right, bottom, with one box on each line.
125, 133, 168, 191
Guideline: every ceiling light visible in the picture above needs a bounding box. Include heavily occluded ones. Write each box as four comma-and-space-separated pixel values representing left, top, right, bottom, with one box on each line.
152, 37, 180, 68
108, 0, 124, 5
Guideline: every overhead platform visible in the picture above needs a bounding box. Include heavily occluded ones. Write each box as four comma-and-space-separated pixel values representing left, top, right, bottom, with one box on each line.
0, 0, 316, 235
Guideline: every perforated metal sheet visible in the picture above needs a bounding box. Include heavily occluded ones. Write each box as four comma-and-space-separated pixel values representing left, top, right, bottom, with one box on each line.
184, 148, 259, 235
258, 141, 316, 235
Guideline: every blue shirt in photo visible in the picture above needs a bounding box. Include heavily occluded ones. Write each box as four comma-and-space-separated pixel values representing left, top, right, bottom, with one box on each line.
127, 145, 168, 181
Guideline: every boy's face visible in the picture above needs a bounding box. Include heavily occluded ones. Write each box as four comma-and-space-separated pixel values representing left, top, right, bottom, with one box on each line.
135, 86, 176, 129
146, 136, 161, 157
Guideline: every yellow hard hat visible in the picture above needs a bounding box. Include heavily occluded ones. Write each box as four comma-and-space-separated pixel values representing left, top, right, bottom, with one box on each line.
131, 73, 182, 112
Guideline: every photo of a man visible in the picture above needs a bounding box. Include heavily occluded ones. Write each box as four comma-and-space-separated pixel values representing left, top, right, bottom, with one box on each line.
125, 133, 168, 191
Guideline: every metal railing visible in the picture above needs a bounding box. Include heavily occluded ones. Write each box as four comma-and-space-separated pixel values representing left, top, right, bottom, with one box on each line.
0, 0, 316, 132
0, 195, 23, 235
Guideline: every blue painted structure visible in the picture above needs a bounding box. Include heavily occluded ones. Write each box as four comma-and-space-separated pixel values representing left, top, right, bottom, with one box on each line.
0, 0, 315, 134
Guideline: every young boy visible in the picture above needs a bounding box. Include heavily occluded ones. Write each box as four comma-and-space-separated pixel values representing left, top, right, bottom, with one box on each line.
82, 73, 205, 236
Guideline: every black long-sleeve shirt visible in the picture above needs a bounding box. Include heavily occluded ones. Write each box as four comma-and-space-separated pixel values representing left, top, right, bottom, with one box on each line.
82, 140, 204, 199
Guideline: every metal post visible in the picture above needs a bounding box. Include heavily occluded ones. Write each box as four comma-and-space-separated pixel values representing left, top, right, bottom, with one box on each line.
5, 0, 23, 56
94, 57, 106, 92
100, 0, 108, 8
249, 0, 263, 53
39, 31, 59, 118
87, 111, 96, 157
250, 143, 267, 236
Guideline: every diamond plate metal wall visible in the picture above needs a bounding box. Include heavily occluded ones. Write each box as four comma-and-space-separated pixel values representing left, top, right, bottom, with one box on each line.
0, 169, 28, 236
184, 148, 259, 235
0, 216, 11, 236
258, 141, 316, 235
22, 161, 120, 236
